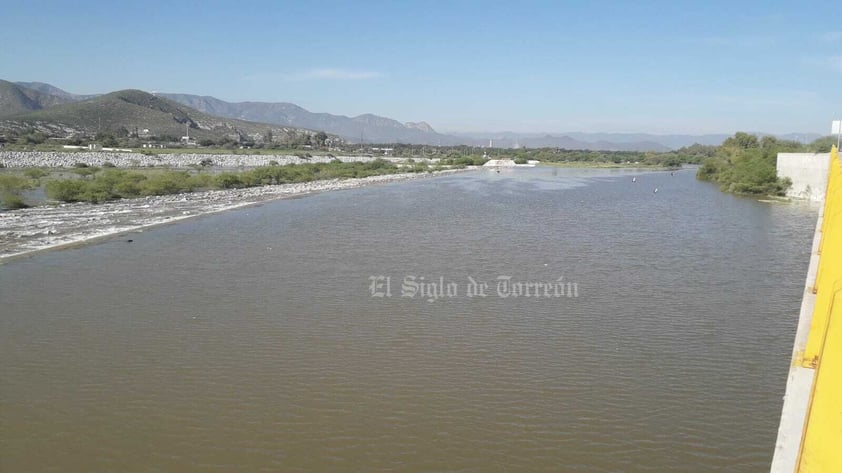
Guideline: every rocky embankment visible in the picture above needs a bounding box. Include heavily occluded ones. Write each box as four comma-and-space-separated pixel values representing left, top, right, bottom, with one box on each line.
0, 151, 425, 168
0, 169, 467, 260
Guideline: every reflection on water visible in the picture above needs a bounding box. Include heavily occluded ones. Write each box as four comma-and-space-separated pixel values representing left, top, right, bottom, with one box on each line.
0, 167, 818, 472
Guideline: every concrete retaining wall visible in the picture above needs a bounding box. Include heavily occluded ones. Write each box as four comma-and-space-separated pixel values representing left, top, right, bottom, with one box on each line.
777, 153, 830, 201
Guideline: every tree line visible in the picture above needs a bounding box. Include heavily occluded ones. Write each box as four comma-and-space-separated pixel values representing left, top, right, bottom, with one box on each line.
695, 132, 830, 195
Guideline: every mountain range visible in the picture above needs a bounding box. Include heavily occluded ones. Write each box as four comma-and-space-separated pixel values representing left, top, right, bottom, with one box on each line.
448, 131, 823, 151
0, 80, 327, 143
156, 93, 462, 146
13, 81, 99, 102
0, 80, 824, 150
0, 80, 74, 117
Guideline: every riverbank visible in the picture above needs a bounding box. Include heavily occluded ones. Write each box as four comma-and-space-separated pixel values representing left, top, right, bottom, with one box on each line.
0, 169, 470, 261
538, 161, 674, 169
0, 151, 423, 168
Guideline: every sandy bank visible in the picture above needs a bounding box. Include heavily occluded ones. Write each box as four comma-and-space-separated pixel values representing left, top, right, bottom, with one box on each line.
0, 169, 469, 261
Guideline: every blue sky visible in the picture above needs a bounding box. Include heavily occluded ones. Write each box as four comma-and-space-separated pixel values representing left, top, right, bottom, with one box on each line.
1, 0, 838, 135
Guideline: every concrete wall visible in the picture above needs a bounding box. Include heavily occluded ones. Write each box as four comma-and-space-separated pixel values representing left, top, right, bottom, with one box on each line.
777, 153, 830, 201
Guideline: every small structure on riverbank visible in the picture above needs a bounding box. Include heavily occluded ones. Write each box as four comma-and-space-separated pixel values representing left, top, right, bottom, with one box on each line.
483, 159, 538, 168
777, 152, 830, 202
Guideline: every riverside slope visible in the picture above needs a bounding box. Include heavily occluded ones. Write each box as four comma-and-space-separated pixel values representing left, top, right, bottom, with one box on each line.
0, 151, 401, 168
0, 169, 469, 260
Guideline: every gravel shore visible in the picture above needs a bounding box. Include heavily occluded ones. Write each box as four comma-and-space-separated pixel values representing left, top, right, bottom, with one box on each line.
0, 151, 424, 168
0, 169, 468, 260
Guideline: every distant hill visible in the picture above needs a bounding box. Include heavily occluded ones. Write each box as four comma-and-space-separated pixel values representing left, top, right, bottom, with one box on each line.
562, 131, 823, 148
14, 81, 99, 102
5, 81, 823, 150
450, 131, 824, 150
564, 132, 730, 149
453, 132, 672, 152
0, 89, 333, 143
445, 131, 672, 152
0, 80, 74, 118
157, 93, 462, 145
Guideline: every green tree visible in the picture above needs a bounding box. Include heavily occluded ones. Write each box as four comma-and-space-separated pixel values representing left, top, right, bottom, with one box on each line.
696, 132, 794, 195
722, 132, 760, 150
314, 131, 328, 147
95, 132, 119, 147
808, 136, 834, 153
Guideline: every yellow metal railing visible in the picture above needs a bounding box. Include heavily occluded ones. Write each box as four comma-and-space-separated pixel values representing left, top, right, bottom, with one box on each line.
796, 146, 842, 472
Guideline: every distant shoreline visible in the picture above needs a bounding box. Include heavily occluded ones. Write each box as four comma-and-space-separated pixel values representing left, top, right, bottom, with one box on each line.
0, 150, 679, 171
537, 161, 676, 169
0, 168, 472, 262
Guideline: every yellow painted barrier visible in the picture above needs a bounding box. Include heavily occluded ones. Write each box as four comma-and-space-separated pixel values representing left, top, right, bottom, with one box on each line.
803, 151, 841, 365
796, 146, 842, 472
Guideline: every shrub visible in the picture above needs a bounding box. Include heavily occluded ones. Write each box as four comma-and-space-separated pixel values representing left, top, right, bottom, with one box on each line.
0, 175, 35, 208
113, 179, 144, 197
366, 158, 389, 170
141, 171, 194, 195
45, 180, 88, 202
214, 173, 243, 189
187, 173, 213, 189
98, 169, 146, 198
23, 168, 49, 179
1, 193, 28, 209
40, 159, 415, 204
0, 174, 33, 193
73, 166, 100, 177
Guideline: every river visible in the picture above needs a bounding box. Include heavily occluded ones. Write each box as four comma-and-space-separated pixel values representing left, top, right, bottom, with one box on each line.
0, 166, 819, 472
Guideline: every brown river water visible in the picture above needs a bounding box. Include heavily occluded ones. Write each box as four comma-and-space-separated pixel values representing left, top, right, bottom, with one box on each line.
0, 167, 818, 472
